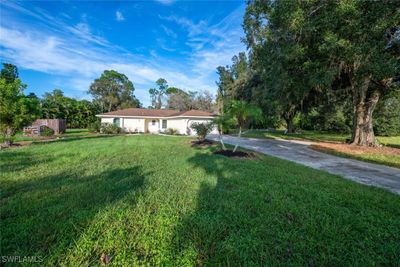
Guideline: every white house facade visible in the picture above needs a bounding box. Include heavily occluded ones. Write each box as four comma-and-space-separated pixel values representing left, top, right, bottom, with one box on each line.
96, 108, 218, 135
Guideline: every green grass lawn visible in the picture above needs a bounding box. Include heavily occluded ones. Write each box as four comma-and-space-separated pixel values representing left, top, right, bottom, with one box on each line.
1, 135, 399, 265
14, 129, 97, 142
378, 135, 400, 149
311, 145, 400, 168
242, 130, 400, 168
242, 130, 400, 147
242, 130, 350, 143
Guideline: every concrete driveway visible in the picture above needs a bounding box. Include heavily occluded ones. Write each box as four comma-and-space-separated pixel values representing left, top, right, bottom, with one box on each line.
207, 134, 400, 195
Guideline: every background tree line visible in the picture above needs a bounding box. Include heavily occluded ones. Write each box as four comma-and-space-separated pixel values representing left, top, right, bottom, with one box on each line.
1, 63, 216, 145
148, 77, 215, 112
0, 64, 144, 144
216, 0, 399, 146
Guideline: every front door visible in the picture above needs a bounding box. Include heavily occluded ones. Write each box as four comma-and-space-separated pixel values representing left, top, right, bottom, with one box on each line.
148, 119, 159, 133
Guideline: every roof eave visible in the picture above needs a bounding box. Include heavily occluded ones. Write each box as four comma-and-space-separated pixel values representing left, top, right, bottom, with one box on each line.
96, 114, 216, 119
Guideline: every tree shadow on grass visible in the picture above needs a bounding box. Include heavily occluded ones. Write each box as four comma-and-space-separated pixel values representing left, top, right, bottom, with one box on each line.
0, 166, 148, 263
0, 149, 56, 175
0, 136, 117, 175
33, 134, 118, 144
168, 151, 400, 266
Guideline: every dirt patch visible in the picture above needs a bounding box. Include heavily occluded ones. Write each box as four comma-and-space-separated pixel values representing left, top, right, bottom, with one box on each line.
311, 142, 400, 156
0, 141, 33, 149
190, 140, 216, 147
213, 149, 259, 159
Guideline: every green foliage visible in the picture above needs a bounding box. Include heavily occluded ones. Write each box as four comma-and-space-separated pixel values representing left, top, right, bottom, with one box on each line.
149, 78, 169, 109
39, 125, 55, 136
374, 91, 400, 136
167, 88, 214, 112
213, 114, 235, 135
227, 100, 263, 130
41, 89, 100, 128
0, 64, 41, 145
0, 63, 19, 83
216, 52, 250, 113
88, 120, 101, 133
100, 123, 121, 134
190, 122, 214, 142
243, 0, 400, 144
227, 100, 263, 152
89, 70, 141, 112
164, 128, 179, 135
298, 103, 352, 134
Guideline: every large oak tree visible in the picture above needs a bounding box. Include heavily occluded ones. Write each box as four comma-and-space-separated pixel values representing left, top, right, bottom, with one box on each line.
244, 0, 399, 145
89, 70, 140, 112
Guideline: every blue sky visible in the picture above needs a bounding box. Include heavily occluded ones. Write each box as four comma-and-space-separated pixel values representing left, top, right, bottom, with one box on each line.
0, 0, 246, 106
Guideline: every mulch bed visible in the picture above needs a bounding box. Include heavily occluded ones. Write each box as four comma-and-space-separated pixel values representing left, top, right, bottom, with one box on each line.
311, 142, 400, 156
213, 149, 259, 159
190, 140, 216, 147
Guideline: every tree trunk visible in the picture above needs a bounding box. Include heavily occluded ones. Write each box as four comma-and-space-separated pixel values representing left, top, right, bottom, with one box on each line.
2, 127, 14, 147
284, 117, 294, 134
219, 130, 226, 150
350, 78, 380, 147
156, 95, 162, 109
233, 126, 242, 152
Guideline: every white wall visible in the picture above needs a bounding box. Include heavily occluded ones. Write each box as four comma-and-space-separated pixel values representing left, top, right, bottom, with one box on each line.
100, 117, 144, 132
100, 117, 217, 135
187, 119, 218, 136
123, 118, 145, 133
101, 117, 113, 124
160, 118, 218, 135
162, 118, 188, 134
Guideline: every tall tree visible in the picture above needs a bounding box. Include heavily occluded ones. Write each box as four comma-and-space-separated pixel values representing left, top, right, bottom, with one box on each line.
149, 78, 170, 109
228, 100, 262, 152
167, 87, 192, 111
244, 0, 399, 145
192, 91, 215, 112
216, 66, 234, 114
0, 64, 40, 146
42, 89, 100, 128
89, 70, 140, 112
0, 63, 19, 83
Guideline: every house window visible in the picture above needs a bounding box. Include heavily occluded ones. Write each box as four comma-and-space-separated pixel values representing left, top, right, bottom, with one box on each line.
113, 118, 120, 126
152, 120, 156, 126
162, 120, 167, 129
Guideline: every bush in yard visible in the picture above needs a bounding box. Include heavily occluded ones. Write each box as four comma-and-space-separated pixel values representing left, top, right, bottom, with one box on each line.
88, 120, 101, 133
374, 91, 400, 136
39, 126, 55, 136
100, 123, 121, 134
191, 122, 214, 142
0, 64, 41, 146
164, 128, 179, 135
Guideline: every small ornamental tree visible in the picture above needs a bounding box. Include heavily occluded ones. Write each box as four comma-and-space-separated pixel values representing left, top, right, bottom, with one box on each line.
0, 64, 40, 146
213, 114, 235, 150
228, 100, 262, 152
190, 122, 214, 142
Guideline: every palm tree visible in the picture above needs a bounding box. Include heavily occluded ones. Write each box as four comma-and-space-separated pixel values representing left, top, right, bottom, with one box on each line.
213, 114, 234, 150
228, 100, 262, 152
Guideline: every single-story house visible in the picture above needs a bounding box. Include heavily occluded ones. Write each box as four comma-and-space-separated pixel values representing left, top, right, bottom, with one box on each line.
96, 108, 218, 135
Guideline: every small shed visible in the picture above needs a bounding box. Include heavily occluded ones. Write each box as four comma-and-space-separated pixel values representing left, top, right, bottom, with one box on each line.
24, 119, 66, 136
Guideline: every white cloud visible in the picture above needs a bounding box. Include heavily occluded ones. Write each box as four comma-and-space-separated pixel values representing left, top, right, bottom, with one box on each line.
0, 1, 246, 106
0, 24, 214, 104
115, 11, 125, 21
160, 24, 177, 38
161, 5, 246, 79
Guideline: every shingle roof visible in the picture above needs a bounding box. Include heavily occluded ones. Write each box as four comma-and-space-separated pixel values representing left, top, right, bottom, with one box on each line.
97, 108, 215, 118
